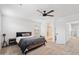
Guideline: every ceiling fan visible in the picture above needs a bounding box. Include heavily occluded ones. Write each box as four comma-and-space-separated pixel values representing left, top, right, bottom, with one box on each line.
37, 9, 54, 17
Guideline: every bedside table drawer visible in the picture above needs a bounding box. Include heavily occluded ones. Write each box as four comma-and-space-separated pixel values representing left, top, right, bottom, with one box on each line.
9, 38, 17, 45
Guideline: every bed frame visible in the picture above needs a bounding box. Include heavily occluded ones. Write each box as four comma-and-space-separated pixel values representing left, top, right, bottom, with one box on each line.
16, 32, 46, 54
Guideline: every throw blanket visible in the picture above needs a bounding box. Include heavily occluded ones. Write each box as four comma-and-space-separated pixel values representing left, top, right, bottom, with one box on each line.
18, 36, 46, 53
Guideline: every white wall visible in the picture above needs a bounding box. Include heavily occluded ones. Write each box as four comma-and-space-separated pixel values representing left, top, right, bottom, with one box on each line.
2, 15, 40, 44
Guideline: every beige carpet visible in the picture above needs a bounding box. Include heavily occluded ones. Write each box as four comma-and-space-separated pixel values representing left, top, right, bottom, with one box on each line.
0, 37, 79, 55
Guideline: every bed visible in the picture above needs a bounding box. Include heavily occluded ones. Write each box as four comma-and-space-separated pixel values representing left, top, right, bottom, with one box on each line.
16, 32, 46, 54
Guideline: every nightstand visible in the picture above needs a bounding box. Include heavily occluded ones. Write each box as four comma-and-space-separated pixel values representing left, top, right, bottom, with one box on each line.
9, 38, 17, 45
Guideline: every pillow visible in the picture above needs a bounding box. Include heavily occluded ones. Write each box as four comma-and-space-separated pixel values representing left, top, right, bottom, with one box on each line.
22, 33, 30, 37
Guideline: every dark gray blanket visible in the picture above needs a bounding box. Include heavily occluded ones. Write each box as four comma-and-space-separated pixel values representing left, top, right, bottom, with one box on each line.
18, 36, 46, 53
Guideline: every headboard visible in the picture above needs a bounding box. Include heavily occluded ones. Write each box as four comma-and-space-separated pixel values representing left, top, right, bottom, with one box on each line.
16, 32, 32, 37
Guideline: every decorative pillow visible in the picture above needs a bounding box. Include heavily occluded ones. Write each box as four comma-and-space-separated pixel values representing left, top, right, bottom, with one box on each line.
22, 33, 30, 37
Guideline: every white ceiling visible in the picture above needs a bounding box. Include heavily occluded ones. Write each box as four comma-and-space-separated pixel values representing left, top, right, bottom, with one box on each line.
0, 4, 79, 20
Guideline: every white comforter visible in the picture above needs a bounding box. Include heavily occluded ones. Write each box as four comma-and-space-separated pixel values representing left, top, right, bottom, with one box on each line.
16, 36, 33, 43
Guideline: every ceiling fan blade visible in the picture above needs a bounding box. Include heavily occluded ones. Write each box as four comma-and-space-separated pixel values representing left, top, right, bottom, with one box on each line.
46, 15, 54, 17
46, 10, 54, 14
37, 10, 43, 14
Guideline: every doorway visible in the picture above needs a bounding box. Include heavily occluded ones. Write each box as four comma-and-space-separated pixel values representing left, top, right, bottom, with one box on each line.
46, 20, 55, 42
71, 23, 79, 38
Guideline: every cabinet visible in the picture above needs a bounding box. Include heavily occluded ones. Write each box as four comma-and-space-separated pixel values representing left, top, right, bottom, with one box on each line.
9, 38, 17, 45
